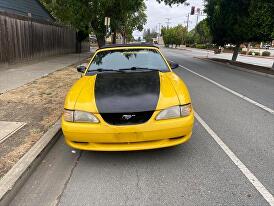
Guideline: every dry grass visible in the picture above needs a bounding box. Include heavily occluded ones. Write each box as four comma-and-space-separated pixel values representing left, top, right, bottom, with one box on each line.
0, 62, 86, 178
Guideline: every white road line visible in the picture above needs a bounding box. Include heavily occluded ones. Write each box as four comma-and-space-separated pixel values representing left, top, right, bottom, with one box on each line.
173, 62, 274, 115
195, 112, 274, 205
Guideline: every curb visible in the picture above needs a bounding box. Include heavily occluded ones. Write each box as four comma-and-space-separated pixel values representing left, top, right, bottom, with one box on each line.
196, 57, 274, 79
0, 119, 62, 206
239, 54, 274, 60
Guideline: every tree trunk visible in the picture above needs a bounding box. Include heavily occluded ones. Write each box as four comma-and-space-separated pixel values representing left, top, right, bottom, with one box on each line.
122, 36, 126, 44
112, 31, 116, 44
246, 43, 251, 55
232, 44, 240, 61
76, 40, 82, 53
96, 35, 105, 48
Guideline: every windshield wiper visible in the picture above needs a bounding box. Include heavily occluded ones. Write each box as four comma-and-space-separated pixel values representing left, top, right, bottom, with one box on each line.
87, 68, 124, 73
118, 67, 160, 72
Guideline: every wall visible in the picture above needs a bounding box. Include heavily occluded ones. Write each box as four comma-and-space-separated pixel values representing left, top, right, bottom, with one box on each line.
0, 12, 76, 64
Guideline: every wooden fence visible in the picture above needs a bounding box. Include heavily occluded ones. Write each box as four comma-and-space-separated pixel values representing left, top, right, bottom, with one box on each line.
0, 12, 76, 64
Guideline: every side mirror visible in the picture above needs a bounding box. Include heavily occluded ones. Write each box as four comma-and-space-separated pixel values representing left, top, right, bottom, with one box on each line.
76, 65, 87, 73
170, 62, 179, 69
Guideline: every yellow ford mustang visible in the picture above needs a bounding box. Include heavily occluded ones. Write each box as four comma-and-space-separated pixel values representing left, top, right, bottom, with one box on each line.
62, 44, 194, 151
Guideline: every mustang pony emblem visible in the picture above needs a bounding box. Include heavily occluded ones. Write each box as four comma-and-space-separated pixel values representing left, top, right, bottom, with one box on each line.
122, 114, 136, 120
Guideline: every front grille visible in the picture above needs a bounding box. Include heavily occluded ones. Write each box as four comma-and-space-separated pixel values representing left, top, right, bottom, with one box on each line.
100, 111, 154, 125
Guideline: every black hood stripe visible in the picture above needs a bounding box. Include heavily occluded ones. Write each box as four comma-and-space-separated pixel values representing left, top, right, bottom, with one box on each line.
95, 71, 160, 113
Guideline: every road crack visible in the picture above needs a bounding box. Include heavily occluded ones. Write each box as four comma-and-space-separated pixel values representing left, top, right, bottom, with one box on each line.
54, 150, 82, 206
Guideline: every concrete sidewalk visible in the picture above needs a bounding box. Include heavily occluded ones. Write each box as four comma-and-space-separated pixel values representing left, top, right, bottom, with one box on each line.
179, 47, 274, 68
0, 52, 91, 93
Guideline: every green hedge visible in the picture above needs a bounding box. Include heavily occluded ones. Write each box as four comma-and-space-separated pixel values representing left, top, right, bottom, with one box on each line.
189, 44, 216, 49
248, 51, 260, 56
196, 44, 207, 49
262, 51, 271, 56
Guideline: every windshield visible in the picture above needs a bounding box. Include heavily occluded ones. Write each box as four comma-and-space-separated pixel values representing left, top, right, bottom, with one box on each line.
87, 48, 169, 73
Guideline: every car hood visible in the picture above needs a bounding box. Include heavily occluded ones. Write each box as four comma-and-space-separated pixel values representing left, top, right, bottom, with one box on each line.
68, 72, 184, 113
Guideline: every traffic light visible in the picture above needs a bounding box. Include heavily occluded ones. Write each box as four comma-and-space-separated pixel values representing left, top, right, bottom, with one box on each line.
191, 6, 195, 15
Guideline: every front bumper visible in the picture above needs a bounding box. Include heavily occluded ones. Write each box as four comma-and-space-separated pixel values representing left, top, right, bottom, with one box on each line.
62, 111, 194, 151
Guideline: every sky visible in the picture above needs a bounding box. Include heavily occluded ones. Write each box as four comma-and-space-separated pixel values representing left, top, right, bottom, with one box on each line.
133, 0, 206, 39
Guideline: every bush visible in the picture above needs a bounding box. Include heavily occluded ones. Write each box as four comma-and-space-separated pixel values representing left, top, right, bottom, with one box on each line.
262, 51, 271, 56
196, 44, 207, 49
248, 51, 260, 56
241, 51, 247, 55
224, 46, 235, 51
205, 44, 216, 49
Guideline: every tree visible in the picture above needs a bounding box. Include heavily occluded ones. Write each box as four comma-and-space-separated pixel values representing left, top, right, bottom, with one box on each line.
107, 0, 145, 44
205, 0, 274, 63
195, 19, 212, 44
248, 0, 274, 42
205, 0, 251, 61
162, 25, 187, 47
41, 0, 92, 52
173, 25, 187, 46
41, 0, 188, 48
85, 0, 145, 47
118, 2, 147, 44
156, 0, 187, 6
247, 0, 274, 69
41, 0, 145, 48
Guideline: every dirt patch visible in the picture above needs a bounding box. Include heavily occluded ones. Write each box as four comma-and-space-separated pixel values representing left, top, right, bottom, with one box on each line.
208, 58, 274, 76
0, 58, 90, 178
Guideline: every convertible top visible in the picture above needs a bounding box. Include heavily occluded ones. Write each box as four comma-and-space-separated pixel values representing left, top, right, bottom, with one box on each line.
98, 43, 159, 50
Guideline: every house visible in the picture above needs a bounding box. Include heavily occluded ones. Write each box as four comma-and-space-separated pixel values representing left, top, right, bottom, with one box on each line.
0, 0, 54, 22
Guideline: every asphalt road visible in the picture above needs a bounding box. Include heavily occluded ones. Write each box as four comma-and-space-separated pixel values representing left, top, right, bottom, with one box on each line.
9, 48, 274, 206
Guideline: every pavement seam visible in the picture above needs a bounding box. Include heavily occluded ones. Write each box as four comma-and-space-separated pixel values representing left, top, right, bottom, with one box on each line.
195, 112, 274, 206
170, 61, 274, 115
0, 122, 26, 144
54, 150, 82, 206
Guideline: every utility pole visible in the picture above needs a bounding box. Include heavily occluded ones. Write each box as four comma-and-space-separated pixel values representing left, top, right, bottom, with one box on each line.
166, 18, 171, 28
186, 13, 190, 32
196, 8, 200, 27
158, 23, 161, 34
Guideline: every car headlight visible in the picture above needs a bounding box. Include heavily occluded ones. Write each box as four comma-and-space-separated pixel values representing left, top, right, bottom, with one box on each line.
180, 103, 192, 117
63, 110, 99, 123
156, 104, 192, 120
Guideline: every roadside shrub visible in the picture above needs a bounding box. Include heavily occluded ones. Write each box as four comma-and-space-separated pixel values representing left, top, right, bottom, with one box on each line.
262, 51, 271, 56
213, 48, 221, 54
224, 46, 235, 51
196, 44, 207, 49
248, 51, 260, 56
241, 51, 247, 55
190, 44, 196, 48
205, 44, 216, 49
